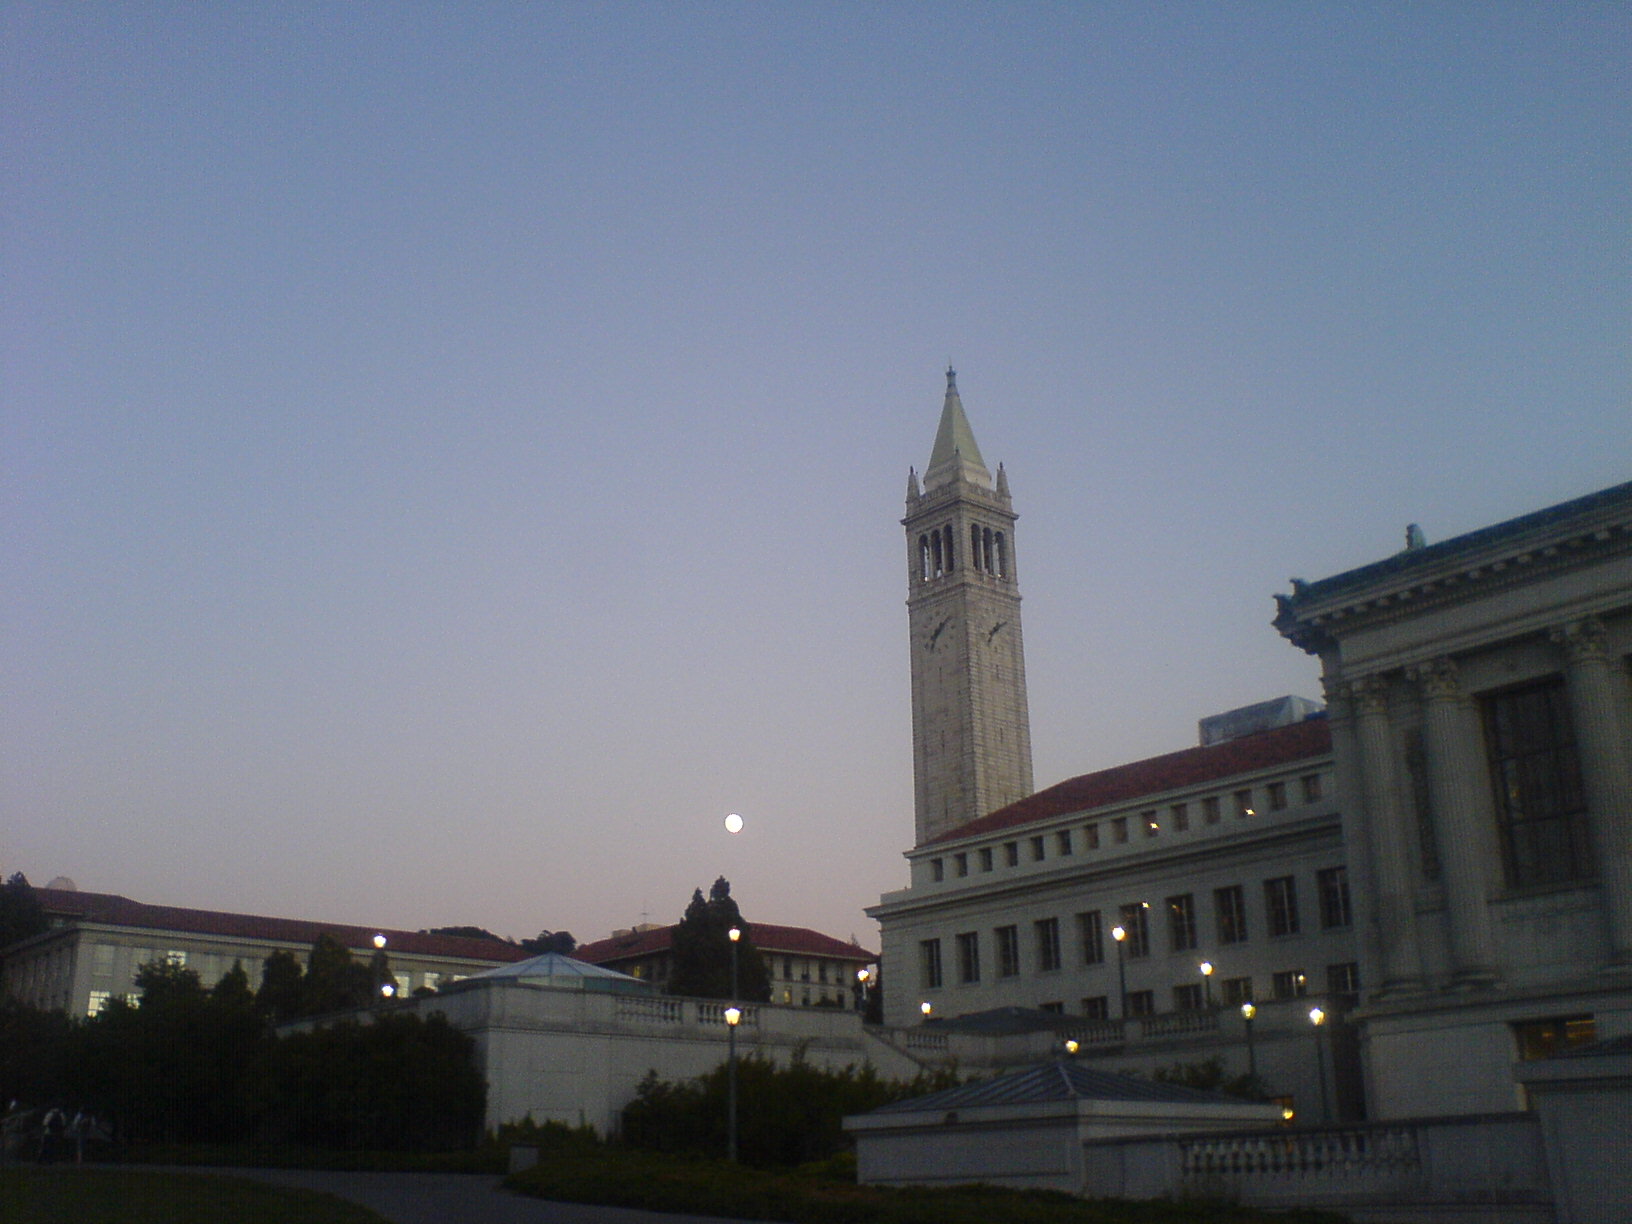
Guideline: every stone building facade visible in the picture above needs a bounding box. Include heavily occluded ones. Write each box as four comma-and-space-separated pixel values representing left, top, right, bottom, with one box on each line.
1275, 481, 1632, 1116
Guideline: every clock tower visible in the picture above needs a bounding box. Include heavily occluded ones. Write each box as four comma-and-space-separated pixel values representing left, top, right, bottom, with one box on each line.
904, 368, 1034, 846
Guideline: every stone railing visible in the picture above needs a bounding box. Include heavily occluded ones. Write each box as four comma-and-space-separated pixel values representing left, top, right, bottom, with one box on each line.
1083, 1113, 1551, 1216
697, 1002, 760, 1029
613, 996, 683, 1025
903, 1029, 949, 1052
1141, 1010, 1220, 1039
1064, 1018, 1126, 1046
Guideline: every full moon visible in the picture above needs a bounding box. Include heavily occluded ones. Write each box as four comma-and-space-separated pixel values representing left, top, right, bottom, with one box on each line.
724, 812, 744, 834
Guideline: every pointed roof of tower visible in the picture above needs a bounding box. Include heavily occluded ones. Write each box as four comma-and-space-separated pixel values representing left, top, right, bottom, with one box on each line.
923, 366, 991, 490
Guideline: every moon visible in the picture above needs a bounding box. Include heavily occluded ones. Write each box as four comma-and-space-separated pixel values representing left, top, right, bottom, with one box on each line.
724, 812, 744, 834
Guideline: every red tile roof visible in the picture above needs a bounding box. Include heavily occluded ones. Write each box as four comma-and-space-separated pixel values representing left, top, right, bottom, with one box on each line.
930, 717, 1332, 845
32, 888, 532, 964
576, 922, 876, 966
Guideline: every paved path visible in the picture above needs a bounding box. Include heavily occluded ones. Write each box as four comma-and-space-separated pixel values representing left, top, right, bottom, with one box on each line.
204, 1168, 775, 1224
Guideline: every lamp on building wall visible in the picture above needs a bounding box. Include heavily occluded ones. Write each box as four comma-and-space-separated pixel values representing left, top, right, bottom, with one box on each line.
920, 1000, 933, 1019
1309, 1005, 1331, 1123
1199, 961, 1214, 1009
1241, 1001, 1258, 1081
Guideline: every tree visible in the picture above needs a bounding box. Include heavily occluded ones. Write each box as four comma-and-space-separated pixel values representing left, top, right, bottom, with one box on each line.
0, 872, 47, 950
300, 933, 378, 1015
425, 925, 508, 943
257, 949, 305, 1023
521, 929, 576, 955
666, 877, 771, 1002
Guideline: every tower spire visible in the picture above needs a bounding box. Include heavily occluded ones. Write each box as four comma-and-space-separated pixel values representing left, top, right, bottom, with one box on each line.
923, 365, 991, 490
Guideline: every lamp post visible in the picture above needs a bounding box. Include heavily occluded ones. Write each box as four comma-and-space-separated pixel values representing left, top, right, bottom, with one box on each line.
371, 934, 392, 1002
1241, 1001, 1257, 1082
1309, 1006, 1331, 1123
1199, 961, 1214, 1009
1110, 925, 1129, 1020
726, 926, 741, 1161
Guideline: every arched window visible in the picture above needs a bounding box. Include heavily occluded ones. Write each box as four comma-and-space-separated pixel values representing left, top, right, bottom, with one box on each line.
995, 532, 1007, 578
932, 530, 944, 577
971, 524, 983, 571
919, 535, 932, 582
943, 525, 956, 572
982, 526, 995, 573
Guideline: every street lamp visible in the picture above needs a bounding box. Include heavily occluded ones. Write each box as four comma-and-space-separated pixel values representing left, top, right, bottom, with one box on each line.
371, 934, 390, 1002
1240, 1001, 1257, 1082
1110, 925, 1129, 1020
1309, 1006, 1331, 1123
726, 926, 741, 1161
920, 1000, 933, 1019
1199, 961, 1214, 1009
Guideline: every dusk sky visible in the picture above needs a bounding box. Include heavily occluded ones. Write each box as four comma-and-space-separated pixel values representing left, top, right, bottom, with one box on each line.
4, 4, 1627, 955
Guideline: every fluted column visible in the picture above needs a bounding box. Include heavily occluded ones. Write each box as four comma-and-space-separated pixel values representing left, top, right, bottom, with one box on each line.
1349, 674, 1425, 993
1411, 657, 1501, 985
1553, 617, 1632, 965
1322, 673, 1385, 999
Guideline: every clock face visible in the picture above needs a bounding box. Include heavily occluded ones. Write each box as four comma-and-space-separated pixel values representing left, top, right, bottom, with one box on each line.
924, 616, 951, 651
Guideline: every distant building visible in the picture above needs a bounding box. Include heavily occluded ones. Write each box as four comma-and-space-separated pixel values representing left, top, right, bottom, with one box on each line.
575, 923, 877, 1008
1, 886, 530, 1018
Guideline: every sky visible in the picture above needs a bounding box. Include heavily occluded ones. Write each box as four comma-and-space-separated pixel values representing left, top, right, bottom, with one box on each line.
3, 3, 1627, 954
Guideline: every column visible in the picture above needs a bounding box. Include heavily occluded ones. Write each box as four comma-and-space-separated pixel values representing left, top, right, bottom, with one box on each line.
1554, 617, 1632, 965
1349, 674, 1426, 993
1323, 674, 1385, 1000
1411, 657, 1501, 985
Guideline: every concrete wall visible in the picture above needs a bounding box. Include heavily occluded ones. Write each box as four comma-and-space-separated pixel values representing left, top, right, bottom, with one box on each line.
407, 981, 928, 1135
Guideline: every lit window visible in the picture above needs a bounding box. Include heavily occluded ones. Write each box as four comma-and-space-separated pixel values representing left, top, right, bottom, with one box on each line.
1234, 790, 1254, 818
87, 990, 111, 1017
1512, 1015, 1595, 1061
1118, 903, 1151, 958
1143, 810, 1159, 837
1272, 969, 1308, 999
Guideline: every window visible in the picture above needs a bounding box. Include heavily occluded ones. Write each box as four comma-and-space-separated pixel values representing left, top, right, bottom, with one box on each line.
1302, 773, 1323, 803
1317, 867, 1351, 929
1234, 789, 1254, 818
1077, 911, 1104, 965
979, 847, 994, 872
1265, 876, 1300, 937
930, 859, 944, 883
1268, 781, 1288, 811
1057, 829, 1073, 855
1220, 976, 1254, 1007
1035, 918, 1062, 972
995, 925, 1020, 977
1215, 886, 1248, 944
818, 962, 829, 983
1118, 903, 1151, 958
1483, 678, 1591, 887
1272, 970, 1308, 999
1127, 990, 1155, 1017
1038, 1001, 1064, 1014
1084, 823, 1100, 849
956, 932, 981, 983
920, 939, 943, 990
1327, 962, 1359, 1001
1203, 796, 1221, 824
91, 944, 115, 976
1030, 835, 1046, 861
784, 957, 794, 978
1081, 995, 1109, 1020
1513, 1015, 1595, 1061
1142, 809, 1159, 837
164, 949, 187, 967
1167, 894, 1197, 952
954, 853, 968, 877
87, 991, 111, 1017
1112, 817, 1129, 844
1004, 841, 1019, 867
1171, 803, 1190, 831
422, 972, 441, 991
1173, 983, 1204, 1012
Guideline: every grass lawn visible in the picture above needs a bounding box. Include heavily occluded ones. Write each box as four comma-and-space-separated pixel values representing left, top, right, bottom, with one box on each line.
0, 1168, 391, 1224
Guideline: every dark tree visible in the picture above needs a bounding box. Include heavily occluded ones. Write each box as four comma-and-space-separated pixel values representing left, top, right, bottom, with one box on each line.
257, 949, 305, 1023
425, 925, 509, 943
0, 872, 48, 950
520, 930, 577, 955
666, 877, 771, 1002
300, 933, 378, 1015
